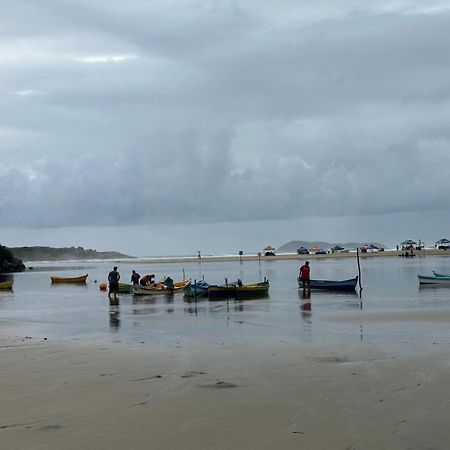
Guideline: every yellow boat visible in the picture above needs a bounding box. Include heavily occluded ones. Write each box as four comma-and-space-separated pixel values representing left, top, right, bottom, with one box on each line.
133, 280, 190, 295
51, 274, 88, 284
0, 280, 13, 290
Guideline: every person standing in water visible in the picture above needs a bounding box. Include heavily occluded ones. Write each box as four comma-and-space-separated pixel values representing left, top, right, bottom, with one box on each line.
131, 270, 140, 285
299, 261, 310, 289
108, 266, 120, 301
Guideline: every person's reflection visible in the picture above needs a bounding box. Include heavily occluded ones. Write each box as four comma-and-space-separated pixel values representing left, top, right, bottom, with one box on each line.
299, 288, 311, 319
109, 305, 120, 329
165, 295, 175, 314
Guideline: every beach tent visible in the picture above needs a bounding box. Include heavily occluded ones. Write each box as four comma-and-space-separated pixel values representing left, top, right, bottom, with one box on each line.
263, 245, 276, 256
436, 238, 450, 249
401, 240, 416, 250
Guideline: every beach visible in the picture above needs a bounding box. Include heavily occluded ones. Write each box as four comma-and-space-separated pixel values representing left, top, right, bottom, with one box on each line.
132, 248, 450, 265
2, 256, 450, 449
1, 331, 450, 450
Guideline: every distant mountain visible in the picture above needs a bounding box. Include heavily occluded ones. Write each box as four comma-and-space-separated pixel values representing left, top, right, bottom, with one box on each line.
277, 241, 385, 253
9, 246, 134, 262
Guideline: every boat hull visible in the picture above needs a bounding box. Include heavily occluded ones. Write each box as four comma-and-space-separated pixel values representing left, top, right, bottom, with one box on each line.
298, 276, 358, 291
51, 274, 88, 284
0, 280, 13, 290
418, 275, 450, 285
118, 283, 133, 293
133, 281, 189, 296
183, 281, 209, 298
433, 271, 450, 278
208, 281, 270, 299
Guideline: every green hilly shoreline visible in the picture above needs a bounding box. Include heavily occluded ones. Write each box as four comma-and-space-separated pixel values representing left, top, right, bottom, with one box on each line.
9, 246, 134, 262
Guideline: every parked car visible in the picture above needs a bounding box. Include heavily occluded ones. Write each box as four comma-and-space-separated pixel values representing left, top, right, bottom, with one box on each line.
297, 246, 309, 255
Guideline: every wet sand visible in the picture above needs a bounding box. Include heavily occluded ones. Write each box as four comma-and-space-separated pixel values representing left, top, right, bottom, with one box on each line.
133, 248, 450, 264
1, 329, 450, 450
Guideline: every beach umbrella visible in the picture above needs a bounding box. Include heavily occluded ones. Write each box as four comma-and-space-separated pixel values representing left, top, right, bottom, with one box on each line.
263, 245, 275, 251
401, 240, 416, 245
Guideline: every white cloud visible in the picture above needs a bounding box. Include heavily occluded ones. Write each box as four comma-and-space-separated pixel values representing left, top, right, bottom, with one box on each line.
1, 0, 450, 240
74, 54, 138, 63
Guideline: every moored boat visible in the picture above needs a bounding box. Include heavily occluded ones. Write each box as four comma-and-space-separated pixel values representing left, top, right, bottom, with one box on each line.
208, 280, 270, 299
51, 274, 88, 284
418, 274, 450, 285
118, 283, 133, 294
0, 280, 13, 290
183, 280, 209, 298
133, 280, 189, 296
433, 271, 450, 278
298, 276, 358, 291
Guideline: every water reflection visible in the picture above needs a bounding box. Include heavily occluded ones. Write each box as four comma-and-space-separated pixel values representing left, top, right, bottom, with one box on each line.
109, 305, 120, 329
298, 289, 312, 320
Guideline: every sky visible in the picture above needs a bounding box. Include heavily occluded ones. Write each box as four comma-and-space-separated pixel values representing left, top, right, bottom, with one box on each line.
1, 0, 450, 256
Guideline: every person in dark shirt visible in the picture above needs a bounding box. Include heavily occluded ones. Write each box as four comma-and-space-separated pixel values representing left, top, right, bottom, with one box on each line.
164, 276, 174, 289
131, 270, 140, 285
108, 266, 120, 301
299, 261, 310, 289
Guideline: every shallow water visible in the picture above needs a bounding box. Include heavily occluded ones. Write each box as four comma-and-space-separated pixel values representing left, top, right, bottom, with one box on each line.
1, 255, 450, 349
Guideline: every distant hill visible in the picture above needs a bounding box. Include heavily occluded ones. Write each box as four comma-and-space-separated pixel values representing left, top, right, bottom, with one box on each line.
277, 241, 385, 253
9, 246, 134, 262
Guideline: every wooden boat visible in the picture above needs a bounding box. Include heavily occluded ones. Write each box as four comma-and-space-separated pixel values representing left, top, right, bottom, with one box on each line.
183, 280, 209, 298
133, 280, 189, 296
418, 274, 450, 285
433, 271, 450, 277
0, 280, 13, 290
298, 276, 358, 291
118, 283, 133, 294
51, 274, 88, 284
208, 280, 270, 299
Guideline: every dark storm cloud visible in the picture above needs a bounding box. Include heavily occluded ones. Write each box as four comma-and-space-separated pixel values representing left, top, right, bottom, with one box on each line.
2, 1, 450, 228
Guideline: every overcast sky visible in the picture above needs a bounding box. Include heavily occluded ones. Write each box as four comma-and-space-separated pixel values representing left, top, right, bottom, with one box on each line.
2, 0, 450, 255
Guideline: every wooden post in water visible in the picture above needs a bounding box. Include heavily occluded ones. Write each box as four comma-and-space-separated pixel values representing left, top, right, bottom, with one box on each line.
356, 248, 363, 298
182, 268, 185, 281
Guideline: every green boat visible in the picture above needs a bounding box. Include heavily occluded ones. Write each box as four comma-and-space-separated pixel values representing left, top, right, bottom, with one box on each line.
433, 271, 450, 278
118, 283, 133, 294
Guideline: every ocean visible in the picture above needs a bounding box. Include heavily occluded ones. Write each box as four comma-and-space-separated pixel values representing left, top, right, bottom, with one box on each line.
2, 255, 450, 350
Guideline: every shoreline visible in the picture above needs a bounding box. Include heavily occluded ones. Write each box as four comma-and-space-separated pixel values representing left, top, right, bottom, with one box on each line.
130, 248, 450, 265
19, 248, 450, 266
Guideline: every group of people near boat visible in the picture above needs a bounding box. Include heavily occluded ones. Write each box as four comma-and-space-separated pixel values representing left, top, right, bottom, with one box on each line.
108, 266, 174, 300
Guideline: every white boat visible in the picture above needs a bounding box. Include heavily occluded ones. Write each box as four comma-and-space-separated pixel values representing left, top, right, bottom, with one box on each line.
418, 275, 450, 285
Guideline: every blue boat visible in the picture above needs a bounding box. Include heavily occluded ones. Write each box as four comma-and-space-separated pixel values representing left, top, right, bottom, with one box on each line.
298, 276, 358, 291
183, 280, 210, 297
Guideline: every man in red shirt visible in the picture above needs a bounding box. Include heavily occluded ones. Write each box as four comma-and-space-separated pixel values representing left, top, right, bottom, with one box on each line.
299, 261, 310, 289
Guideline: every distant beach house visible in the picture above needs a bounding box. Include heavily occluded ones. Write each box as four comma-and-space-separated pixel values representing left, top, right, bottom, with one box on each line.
436, 238, 450, 250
